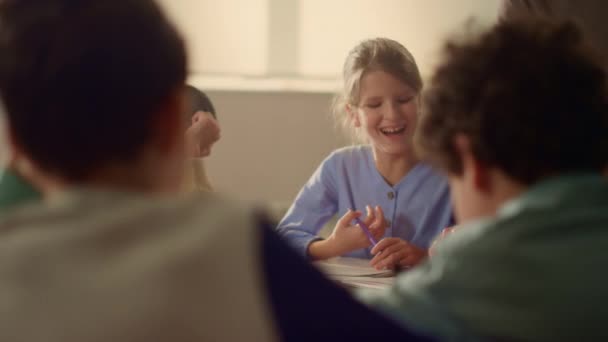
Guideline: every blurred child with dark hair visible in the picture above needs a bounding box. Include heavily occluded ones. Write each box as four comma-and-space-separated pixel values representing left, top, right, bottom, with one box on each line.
182, 85, 220, 192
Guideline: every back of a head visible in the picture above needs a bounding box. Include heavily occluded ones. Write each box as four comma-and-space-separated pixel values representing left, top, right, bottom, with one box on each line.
185, 85, 216, 119
500, 0, 608, 67
0, 0, 187, 180
416, 17, 608, 184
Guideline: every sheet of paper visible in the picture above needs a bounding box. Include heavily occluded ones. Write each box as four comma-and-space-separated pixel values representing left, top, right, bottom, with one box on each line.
330, 275, 395, 290
314, 257, 394, 277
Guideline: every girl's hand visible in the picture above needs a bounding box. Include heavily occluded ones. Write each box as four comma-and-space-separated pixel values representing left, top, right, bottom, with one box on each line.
327, 205, 385, 256
370, 237, 427, 270
185, 111, 220, 157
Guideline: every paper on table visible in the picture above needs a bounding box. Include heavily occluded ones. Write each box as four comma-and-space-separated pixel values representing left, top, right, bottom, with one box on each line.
332, 276, 395, 290
314, 257, 396, 290
314, 257, 394, 278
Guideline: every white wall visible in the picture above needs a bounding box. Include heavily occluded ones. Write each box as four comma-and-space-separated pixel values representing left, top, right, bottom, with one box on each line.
159, 0, 501, 79
298, 0, 501, 78
203, 91, 348, 205
159, 0, 269, 75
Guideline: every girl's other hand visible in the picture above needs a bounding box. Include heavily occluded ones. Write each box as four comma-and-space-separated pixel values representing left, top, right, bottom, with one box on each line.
370, 237, 427, 270
327, 205, 386, 256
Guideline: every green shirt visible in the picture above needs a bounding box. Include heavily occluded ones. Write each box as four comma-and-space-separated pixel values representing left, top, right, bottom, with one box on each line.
0, 169, 39, 211
360, 174, 608, 341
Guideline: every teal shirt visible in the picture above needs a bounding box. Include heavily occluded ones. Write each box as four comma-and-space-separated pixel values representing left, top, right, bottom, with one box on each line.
0, 169, 40, 211
360, 174, 608, 341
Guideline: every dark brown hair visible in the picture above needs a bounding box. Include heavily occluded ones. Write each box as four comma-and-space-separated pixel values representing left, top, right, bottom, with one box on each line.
0, 0, 187, 180
184, 85, 216, 120
416, 17, 608, 184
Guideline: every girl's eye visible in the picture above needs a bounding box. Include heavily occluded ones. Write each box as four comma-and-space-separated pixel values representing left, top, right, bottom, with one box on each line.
365, 103, 382, 109
398, 97, 413, 104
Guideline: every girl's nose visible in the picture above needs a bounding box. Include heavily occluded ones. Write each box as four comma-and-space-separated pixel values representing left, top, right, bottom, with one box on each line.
384, 101, 401, 119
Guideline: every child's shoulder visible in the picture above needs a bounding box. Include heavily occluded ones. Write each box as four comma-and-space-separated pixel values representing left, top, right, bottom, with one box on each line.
326, 145, 371, 164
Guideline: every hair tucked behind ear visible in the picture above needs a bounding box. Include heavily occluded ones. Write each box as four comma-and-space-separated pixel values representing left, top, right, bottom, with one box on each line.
332, 38, 422, 143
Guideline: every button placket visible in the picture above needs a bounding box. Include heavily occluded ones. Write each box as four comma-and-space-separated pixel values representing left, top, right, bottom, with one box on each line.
385, 190, 397, 237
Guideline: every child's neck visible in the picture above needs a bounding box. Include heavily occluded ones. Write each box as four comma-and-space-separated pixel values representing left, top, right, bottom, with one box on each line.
372, 149, 418, 187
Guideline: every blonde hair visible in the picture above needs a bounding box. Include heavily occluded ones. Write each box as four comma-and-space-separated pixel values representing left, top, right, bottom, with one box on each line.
332, 38, 422, 143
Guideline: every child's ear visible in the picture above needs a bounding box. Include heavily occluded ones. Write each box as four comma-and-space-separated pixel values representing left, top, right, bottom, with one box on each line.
4, 124, 18, 166
453, 134, 490, 193
346, 104, 361, 128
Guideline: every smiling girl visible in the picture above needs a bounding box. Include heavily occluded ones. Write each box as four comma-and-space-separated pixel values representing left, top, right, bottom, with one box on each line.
277, 38, 452, 269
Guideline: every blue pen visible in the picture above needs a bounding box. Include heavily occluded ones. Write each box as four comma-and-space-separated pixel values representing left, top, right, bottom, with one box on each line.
345, 183, 379, 247
353, 216, 378, 247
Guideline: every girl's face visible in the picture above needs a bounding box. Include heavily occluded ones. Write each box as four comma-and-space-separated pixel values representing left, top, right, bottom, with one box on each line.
350, 70, 418, 157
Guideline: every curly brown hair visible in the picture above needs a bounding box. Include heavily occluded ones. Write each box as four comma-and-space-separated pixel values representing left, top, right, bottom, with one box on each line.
415, 16, 608, 184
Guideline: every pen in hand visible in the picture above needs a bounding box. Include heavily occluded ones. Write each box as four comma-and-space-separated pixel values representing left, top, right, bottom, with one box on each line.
353, 216, 378, 247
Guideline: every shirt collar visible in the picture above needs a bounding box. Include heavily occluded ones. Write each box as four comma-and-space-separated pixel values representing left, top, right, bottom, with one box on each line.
498, 173, 607, 219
